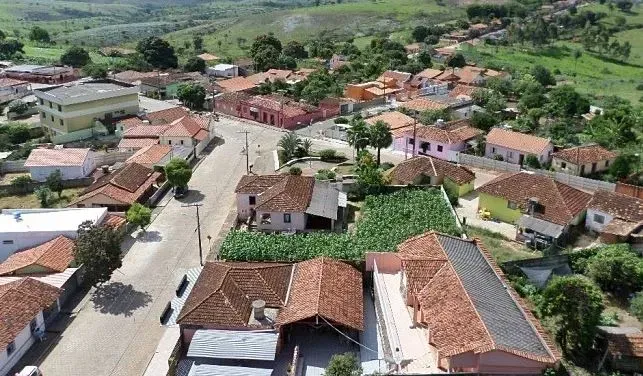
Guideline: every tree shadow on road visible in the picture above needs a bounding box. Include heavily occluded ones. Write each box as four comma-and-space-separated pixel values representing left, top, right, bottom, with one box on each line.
176, 189, 205, 204
135, 230, 163, 243
90, 282, 153, 317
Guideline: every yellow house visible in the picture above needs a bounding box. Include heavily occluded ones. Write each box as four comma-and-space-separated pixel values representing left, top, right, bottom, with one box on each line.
477, 172, 592, 241
34, 79, 139, 137
387, 156, 475, 197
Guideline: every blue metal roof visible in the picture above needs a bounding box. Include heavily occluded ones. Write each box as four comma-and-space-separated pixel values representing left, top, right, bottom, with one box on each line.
188, 363, 273, 376
187, 329, 279, 361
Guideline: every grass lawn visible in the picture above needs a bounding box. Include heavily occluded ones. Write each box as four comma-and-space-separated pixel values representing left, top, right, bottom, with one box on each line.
0, 187, 84, 210
465, 225, 542, 264
22, 45, 127, 65
462, 41, 643, 103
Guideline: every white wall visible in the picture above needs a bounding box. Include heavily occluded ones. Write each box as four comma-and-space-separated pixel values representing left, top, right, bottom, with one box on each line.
485, 143, 553, 165
552, 157, 613, 176
160, 136, 194, 148
236, 193, 256, 221
585, 208, 614, 232
256, 211, 306, 232
0, 311, 44, 376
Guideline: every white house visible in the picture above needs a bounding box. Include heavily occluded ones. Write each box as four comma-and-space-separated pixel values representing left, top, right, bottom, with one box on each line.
206, 64, 239, 78
551, 144, 618, 176
234, 174, 346, 232
159, 116, 211, 155
585, 190, 643, 243
24, 147, 95, 182
0, 278, 61, 376
0, 208, 107, 262
485, 128, 554, 165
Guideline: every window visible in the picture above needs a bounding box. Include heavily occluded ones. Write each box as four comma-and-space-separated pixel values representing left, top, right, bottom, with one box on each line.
605, 160, 610, 167
30, 319, 37, 332
283, 213, 291, 223
561, 162, 566, 169
6, 341, 15, 356
249, 196, 256, 205
437, 145, 443, 152
180, 140, 184, 145
50, 115, 54, 122
49, 102, 52, 108
2, 240, 13, 245
40, 112, 45, 118
57, 105, 62, 111
260, 213, 271, 224
39, 98, 43, 105
168, 140, 172, 145
507, 201, 518, 210
508, 151, 513, 158
594, 214, 605, 224
492, 147, 496, 153
59, 119, 64, 126
76, 204, 86, 208
407, 138, 415, 145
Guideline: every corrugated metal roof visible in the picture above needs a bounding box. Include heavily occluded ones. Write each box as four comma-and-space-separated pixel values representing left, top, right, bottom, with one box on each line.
305, 182, 339, 220
187, 329, 279, 361
518, 215, 564, 238
187, 363, 273, 376
165, 267, 202, 326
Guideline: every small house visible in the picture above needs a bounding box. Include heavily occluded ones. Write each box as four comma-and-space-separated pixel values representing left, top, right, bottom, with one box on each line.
586, 190, 643, 244
485, 128, 553, 166
551, 144, 618, 176
394, 119, 483, 161
387, 156, 475, 197
206, 64, 239, 78
24, 148, 95, 182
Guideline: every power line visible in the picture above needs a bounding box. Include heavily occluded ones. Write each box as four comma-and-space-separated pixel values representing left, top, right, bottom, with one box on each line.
181, 203, 204, 266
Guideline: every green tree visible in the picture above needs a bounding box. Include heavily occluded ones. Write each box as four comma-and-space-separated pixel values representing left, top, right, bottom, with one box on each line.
423, 35, 439, 46
29, 26, 50, 43
126, 203, 152, 232
34, 186, 52, 208
369, 120, 393, 165
45, 170, 63, 198
547, 85, 590, 117
587, 244, 643, 297
630, 292, 643, 321
573, 49, 582, 71
282, 40, 308, 59
288, 166, 302, 175
609, 154, 638, 180
346, 117, 370, 154
471, 112, 497, 131
278, 132, 302, 161
82, 63, 108, 79
299, 70, 340, 105
0, 39, 24, 59
73, 220, 123, 286
530, 65, 556, 87
6, 100, 29, 116
176, 83, 206, 109
164, 158, 192, 189
325, 353, 362, 376
445, 53, 466, 72
253, 45, 281, 72
419, 108, 451, 124
136, 37, 178, 69
524, 154, 541, 169
0, 30, 5, 40
540, 275, 604, 354
60, 46, 91, 67
10, 175, 31, 191
184, 57, 206, 73
417, 50, 432, 68
412, 26, 429, 42
356, 151, 385, 196
192, 35, 204, 52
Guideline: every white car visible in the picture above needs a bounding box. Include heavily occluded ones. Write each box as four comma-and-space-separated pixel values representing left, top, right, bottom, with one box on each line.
16, 366, 42, 376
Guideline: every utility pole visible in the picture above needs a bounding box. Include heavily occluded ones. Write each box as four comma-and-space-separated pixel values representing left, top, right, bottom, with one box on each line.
237, 130, 250, 173
412, 117, 417, 158
182, 203, 204, 266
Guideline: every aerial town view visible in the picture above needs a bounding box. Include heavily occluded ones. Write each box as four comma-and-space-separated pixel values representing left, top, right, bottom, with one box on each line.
0, 0, 641, 375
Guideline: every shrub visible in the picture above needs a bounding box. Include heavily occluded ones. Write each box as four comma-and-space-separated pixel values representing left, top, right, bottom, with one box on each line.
318, 148, 337, 161
493, 154, 504, 161
288, 166, 302, 175
630, 292, 643, 321
334, 117, 349, 124
7, 100, 28, 115
524, 154, 541, 169
636, 83, 643, 91
10, 175, 32, 190
315, 169, 336, 181
34, 186, 52, 208
586, 244, 643, 297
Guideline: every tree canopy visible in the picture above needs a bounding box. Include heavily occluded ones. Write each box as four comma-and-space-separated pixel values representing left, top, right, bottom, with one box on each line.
73, 220, 123, 287
586, 244, 643, 297
136, 37, 178, 69
164, 158, 192, 189
325, 352, 362, 376
29, 26, 50, 43
282, 40, 308, 59
45, 170, 63, 198
369, 120, 393, 166
184, 57, 206, 73
60, 46, 91, 67
126, 203, 152, 232
176, 83, 206, 109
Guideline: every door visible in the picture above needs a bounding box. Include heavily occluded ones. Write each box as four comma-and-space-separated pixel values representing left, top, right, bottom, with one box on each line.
592, 163, 597, 173
580, 165, 585, 175
519, 154, 525, 165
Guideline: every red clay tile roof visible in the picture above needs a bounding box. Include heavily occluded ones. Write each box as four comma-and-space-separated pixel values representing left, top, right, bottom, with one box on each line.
486, 128, 552, 155
276, 257, 363, 331
122, 125, 170, 138
0, 78, 29, 87
255, 175, 315, 212
24, 148, 91, 167
161, 116, 209, 139
388, 156, 475, 185
588, 190, 643, 223
74, 163, 160, 206
0, 236, 74, 276
177, 262, 293, 328
377, 70, 412, 84
243, 95, 318, 118
235, 175, 288, 194
417, 68, 443, 79
401, 97, 448, 112
117, 138, 159, 149
117, 116, 146, 130
477, 172, 592, 225
552, 144, 618, 165
247, 69, 293, 85
365, 111, 415, 130
448, 84, 479, 99
113, 70, 157, 83
103, 213, 127, 229
404, 120, 483, 144
216, 77, 257, 93
145, 107, 190, 125
0, 278, 61, 348
126, 144, 172, 167
606, 332, 643, 357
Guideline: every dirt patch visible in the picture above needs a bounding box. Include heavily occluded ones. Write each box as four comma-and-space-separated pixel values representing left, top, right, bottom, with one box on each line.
0, 173, 29, 185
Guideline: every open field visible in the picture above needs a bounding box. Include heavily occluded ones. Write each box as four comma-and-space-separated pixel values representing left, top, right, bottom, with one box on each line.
21, 45, 126, 65
0, 187, 84, 210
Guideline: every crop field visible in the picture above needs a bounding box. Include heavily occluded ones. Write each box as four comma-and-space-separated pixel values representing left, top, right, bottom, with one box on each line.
219, 188, 460, 262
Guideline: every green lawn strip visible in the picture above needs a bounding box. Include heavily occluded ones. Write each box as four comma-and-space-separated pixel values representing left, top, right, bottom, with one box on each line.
464, 225, 541, 264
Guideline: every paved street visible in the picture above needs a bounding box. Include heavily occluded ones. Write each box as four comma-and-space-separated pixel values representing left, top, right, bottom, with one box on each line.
28, 117, 282, 376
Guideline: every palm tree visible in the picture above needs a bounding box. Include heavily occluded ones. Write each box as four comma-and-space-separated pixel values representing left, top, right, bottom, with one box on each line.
347, 118, 370, 155
369, 120, 393, 166
278, 132, 302, 161
301, 138, 313, 156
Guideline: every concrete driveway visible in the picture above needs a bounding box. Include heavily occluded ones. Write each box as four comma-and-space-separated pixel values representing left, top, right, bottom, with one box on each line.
21, 117, 283, 376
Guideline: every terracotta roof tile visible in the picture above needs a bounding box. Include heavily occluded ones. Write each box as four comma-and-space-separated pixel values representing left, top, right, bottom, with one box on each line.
606, 332, 643, 357
255, 175, 315, 212
0, 278, 61, 348
113, 70, 157, 83
0, 78, 29, 87
416, 68, 443, 79
401, 97, 448, 112
486, 128, 552, 155
247, 69, 293, 85
276, 257, 363, 331
588, 190, 643, 223
388, 156, 475, 185
103, 213, 126, 229
177, 262, 293, 328
404, 120, 483, 144
122, 125, 170, 138
365, 111, 415, 130
0, 236, 75, 276
448, 84, 479, 99
216, 77, 257, 93
126, 144, 172, 167
552, 144, 618, 165
74, 163, 160, 206
117, 138, 159, 149
145, 107, 190, 125
377, 70, 412, 84
117, 116, 146, 130
235, 175, 288, 194
24, 148, 91, 167
477, 172, 592, 225
161, 116, 209, 139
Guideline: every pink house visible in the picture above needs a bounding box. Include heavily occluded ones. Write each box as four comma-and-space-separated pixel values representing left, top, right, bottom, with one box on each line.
394, 119, 483, 160
485, 128, 554, 165
368, 232, 561, 373
237, 95, 334, 130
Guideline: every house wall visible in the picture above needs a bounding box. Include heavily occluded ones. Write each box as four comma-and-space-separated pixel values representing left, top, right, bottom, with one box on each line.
28, 154, 95, 182
256, 211, 306, 232
0, 230, 80, 262
485, 143, 553, 165
160, 136, 195, 148
551, 157, 614, 176
5, 69, 76, 84
70, 192, 130, 212
236, 193, 257, 221
396, 136, 466, 161
0, 311, 45, 376
365, 252, 402, 272
585, 208, 614, 233
447, 349, 551, 374
478, 192, 522, 224
444, 178, 473, 197
239, 103, 323, 130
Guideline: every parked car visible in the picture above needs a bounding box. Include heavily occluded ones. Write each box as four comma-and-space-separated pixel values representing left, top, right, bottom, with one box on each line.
16, 366, 42, 376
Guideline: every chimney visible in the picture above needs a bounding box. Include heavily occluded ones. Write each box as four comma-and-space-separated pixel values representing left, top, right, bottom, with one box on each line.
528, 197, 539, 216
252, 300, 266, 321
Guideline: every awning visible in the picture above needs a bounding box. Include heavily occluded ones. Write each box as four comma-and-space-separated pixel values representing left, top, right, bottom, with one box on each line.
518, 215, 564, 238
306, 182, 340, 220
187, 329, 279, 361
188, 363, 273, 376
